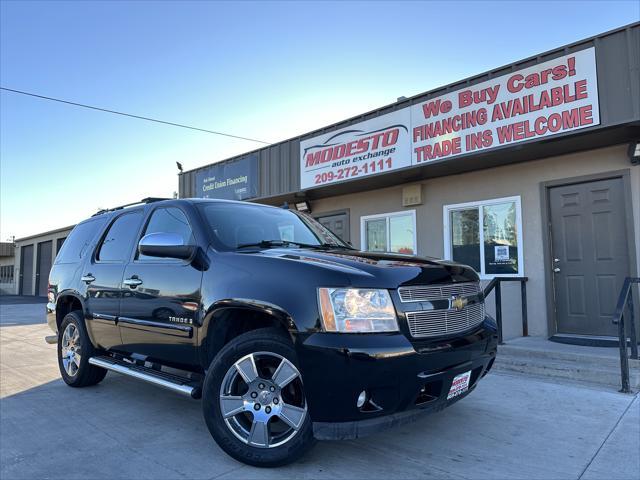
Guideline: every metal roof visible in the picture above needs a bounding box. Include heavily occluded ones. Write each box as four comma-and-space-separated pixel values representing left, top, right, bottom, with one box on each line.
0, 242, 14, 258
15, 225, 75, 244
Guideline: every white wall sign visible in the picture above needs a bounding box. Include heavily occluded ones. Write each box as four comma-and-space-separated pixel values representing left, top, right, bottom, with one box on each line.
300, 48, 599, 189
299, 109, 411, 190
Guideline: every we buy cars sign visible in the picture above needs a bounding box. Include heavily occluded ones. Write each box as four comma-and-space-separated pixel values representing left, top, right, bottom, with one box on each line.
300, 48, 599, 190
411, 47, 599, 164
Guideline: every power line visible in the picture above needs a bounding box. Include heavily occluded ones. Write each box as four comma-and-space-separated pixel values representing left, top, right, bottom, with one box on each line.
0, 87, 271, 145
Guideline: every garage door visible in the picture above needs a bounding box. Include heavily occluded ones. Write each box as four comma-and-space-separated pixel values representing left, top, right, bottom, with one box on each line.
35, 241, 53, 297
19, 244, 34, 296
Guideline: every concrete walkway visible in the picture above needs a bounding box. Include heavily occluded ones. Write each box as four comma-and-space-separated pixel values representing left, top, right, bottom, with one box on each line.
1, 304, 638, 479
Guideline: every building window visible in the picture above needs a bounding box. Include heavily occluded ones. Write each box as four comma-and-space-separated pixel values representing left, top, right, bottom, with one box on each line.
443, 196, 523, 278
361, 210, 416, 255
0, 265, 14, 283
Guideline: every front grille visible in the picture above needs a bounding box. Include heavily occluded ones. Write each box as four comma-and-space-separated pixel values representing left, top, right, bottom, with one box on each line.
406, 302, 485, 338
398, 282, 480, 303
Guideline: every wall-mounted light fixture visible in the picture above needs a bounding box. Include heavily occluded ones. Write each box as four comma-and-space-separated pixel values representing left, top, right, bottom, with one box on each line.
295, 200, 311, 213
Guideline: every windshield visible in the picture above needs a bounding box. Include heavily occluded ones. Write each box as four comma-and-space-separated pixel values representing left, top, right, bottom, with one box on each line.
198, 202, 351, 251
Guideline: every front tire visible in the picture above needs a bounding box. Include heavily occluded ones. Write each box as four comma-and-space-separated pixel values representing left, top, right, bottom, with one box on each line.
202, 328, 315, 467
57, 310, 107, 387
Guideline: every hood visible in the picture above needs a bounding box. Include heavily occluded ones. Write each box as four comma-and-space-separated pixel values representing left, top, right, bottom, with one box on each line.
239, 247, 479, 289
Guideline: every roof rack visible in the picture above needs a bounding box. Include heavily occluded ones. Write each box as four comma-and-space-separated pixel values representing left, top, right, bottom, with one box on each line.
91, 197, 170, 217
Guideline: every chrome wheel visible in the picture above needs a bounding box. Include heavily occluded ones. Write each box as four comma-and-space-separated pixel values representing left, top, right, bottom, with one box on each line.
61, 323, 81, 377
219, 352, 307, 449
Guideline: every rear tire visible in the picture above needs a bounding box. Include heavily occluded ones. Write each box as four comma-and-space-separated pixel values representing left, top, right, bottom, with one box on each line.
57, 310, 107, 387
202, 328, 315, 467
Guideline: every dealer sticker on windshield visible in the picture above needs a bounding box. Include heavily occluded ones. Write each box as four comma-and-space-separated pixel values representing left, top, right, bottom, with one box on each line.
447, 370, 472, 400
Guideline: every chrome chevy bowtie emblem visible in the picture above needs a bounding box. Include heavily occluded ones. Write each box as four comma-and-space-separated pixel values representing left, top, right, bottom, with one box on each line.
451, 295, 468, 311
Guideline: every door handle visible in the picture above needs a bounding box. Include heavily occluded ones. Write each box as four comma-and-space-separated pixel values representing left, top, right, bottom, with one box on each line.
123, 277, 143, 288
81, 274, 96, 284
553, 267, 561, 273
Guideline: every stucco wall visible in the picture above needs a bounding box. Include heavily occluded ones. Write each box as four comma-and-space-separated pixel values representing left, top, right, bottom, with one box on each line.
311, 144, 639, 340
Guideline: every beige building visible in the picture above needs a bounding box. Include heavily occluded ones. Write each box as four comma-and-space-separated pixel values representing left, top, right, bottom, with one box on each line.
13, 226, 73, 297
180, 24, 640, 344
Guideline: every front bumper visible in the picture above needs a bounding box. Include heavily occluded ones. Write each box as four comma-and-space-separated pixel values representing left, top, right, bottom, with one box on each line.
295, 317, 498, 439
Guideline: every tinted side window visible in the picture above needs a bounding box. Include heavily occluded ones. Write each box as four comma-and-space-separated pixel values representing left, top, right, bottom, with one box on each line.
55, 218, 107, 264
97, 211, 143, 262
138, 207, 194, 261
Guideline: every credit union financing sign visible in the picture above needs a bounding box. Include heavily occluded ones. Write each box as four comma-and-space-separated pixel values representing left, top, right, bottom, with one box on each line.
195, 155, 258, 200
300, 48, 599, 189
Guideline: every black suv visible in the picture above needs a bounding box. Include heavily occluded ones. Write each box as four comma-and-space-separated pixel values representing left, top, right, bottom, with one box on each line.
47, 198, 497, 467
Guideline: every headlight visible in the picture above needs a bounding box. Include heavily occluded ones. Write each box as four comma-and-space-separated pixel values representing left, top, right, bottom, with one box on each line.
318, 288, 398, 333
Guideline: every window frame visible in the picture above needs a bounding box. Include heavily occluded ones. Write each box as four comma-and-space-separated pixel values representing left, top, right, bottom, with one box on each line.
55, 218, 107, 265
360, 210, 417, 255
94, 210, 145, 264
443, 195, 524, 279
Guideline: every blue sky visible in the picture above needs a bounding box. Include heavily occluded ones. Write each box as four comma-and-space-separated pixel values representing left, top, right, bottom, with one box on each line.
1, 0, 638, 239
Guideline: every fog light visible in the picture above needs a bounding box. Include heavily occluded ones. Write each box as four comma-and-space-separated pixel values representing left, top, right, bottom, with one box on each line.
356, 390, 368, 408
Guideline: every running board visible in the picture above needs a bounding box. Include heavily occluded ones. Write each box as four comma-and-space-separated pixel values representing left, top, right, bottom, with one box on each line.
88, 356, 201, 398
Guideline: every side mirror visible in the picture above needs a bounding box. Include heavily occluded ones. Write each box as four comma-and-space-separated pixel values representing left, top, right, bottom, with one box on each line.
138, 232, 195, 260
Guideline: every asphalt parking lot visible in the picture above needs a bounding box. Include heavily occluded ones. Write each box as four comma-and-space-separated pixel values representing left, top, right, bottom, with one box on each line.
1, 300, 638, 480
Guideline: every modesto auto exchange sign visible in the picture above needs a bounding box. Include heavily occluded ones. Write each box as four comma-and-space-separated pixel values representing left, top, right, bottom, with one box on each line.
300, 47, 599, 189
